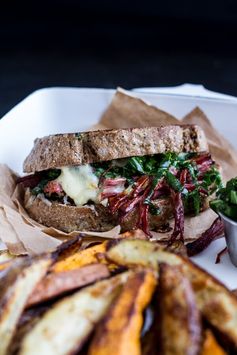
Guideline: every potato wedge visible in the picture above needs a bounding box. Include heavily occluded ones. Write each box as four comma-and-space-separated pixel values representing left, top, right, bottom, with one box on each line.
141, 305, 159, 355
118, 229, 148, 240
8, 306, 49, 355
201, 330, 226, 355
52, 236, 82, 261
20, 272, 130, 355
0, 251, 20, 272
107, 239, 237, 348
0, 256, 52, 355
158, 263, 201, 355
52, 242, 108, 272
88, 269, 156, 355
27, 263, 110, 307
0, 250, 16, 263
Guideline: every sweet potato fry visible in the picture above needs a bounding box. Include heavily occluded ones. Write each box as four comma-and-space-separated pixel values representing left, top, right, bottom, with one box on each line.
20, 272, 130, 355
88, 269, 156, 355
201, 330, 226, 355
27, 263, 110, 307
0, 256, 52, 355
52, 241, 108, 272
107, 239, 237, 349
52, 236, 82, 261
158, 263, 201, 355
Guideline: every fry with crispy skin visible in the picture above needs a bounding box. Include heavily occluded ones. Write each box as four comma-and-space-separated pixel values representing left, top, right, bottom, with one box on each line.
107, 239, 237, 349
20, 272, 130, 355
52, 241, 108, 272
52, 236, 82, 261
27, 263, 110, 307
8, 306, 49, 355
118, 229, 148, 240
201, 330, 226, 355
88, 269, 156, 355
158, 263, 201, 355
0, 256, 52, 355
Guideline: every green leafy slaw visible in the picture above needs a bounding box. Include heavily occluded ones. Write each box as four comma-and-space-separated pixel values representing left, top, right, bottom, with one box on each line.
210, 177, 237, 220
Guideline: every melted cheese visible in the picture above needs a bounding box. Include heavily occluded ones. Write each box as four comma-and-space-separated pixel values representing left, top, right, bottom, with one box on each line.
57, 165, 99, 206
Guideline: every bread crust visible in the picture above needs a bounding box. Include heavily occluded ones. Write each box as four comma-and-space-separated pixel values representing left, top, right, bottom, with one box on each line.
24, 191, 173, 233
23, 126, 208, 173
24, 192, 116, 232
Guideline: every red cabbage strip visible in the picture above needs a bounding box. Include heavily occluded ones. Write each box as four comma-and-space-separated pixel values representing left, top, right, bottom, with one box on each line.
108, 176, 150, 213
17, 173, 43, 188
137, 204, 150, 236
191, 153, 213, 173
179, 168, 188, 185
107, 175, 153, 235
215, 246, 228, 264
102, 177, 126, 188
186, 217, 224, 256
130, 175, 150, 198
191, 153, 212, 165
120, 185, 151, 215
108, 193, 128, 214
169, 191, 185, 243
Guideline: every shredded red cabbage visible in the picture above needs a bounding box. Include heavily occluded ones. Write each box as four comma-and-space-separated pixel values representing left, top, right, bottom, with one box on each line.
169, 191, 185, 243
215, 246, 228, 264
186, 217, 224, 256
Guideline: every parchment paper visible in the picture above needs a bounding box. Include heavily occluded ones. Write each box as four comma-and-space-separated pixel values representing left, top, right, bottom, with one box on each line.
1, 88, 237, 255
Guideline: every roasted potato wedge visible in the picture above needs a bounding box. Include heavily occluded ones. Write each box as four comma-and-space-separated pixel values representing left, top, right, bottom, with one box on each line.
20, 272, 130, 355
158, 263, 201, 355
0, 250, 16, 263
27, 263, 110, 307
52, 236, 82, 261
52, 241, 108, 272
107, 239, 237, 348
201, 330, 226, 355
0, 251, 19, 272
8, 306, 49, 355
118, 229, 148, 240
0, 256, 52, 355
88, 269, 156, 355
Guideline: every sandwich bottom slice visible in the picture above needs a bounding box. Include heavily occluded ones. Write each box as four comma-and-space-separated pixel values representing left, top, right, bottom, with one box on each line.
21, 151, 222, 237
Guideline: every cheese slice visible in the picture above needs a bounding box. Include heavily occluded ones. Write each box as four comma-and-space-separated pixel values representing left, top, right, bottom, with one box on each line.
57, 165, 99, 206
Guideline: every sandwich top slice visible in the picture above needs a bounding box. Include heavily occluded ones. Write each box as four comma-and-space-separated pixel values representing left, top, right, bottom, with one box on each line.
19, 125, 222, 238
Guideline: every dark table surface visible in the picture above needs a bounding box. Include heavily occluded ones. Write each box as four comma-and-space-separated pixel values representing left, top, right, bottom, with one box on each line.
1, 1, 237, 118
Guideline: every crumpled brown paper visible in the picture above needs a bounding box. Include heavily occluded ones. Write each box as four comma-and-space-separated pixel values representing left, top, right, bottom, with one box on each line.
1, 88, 237, 255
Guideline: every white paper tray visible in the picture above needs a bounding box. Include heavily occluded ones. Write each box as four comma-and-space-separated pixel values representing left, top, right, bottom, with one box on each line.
1, 85, 237, 288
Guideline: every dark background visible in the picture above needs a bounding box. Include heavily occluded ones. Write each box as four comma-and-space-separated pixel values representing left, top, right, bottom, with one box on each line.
1, 0, 237, 117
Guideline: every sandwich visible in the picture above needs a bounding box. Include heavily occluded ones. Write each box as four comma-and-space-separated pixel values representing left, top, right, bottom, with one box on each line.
18, 125, 222, 238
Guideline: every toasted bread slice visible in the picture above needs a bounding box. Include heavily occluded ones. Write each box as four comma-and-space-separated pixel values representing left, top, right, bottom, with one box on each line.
23, 125, 208, 173
24, 189, 116, 232
24, 190, 173, 233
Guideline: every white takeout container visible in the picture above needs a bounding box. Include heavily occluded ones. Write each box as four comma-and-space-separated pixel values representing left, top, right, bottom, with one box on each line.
1, 85, 237, 288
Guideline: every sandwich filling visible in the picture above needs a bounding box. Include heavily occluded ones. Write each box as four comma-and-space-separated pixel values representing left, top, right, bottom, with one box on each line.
19, 152, 222, 237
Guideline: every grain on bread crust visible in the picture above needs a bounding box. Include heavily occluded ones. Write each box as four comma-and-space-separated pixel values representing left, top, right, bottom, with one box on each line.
24, 191, 116, 232
23, 125, 208, 173
24, 191, 174, 233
